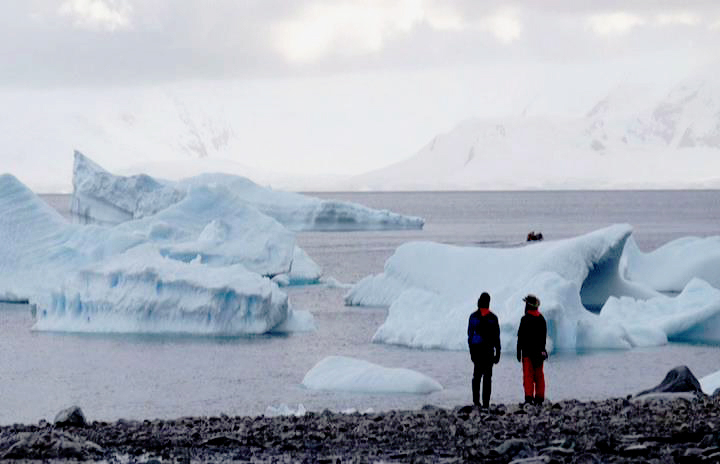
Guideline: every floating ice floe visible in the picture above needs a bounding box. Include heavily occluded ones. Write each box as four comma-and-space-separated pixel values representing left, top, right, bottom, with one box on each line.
265, 403, 307, 417
302, 356, 443, 394
622, 235, 720, 292
72, 151, 424, 231
700, 370, 720, 396
346, 225, 720, 352
0, 174, 313, 335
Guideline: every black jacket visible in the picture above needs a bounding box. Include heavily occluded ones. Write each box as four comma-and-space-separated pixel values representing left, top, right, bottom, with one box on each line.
467, 310, 501, 363
517, 311, 547, 365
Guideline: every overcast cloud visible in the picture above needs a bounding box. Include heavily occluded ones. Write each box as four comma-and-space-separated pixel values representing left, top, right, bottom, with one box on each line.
1, 1, 719, 187
2, 0, 718, 86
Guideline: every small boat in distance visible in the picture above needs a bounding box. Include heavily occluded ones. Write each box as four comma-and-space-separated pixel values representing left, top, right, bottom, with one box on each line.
527, 231, 544, 242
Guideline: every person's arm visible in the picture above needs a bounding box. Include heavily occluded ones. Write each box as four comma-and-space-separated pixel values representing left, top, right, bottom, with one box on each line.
494, 318, 501, 364
516, 318, 524, 362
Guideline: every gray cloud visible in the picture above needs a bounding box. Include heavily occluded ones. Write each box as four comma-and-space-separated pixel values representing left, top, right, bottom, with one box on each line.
1, 0, 718, 87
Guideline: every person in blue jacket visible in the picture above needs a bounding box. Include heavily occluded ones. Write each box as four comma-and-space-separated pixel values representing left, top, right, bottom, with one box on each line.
467, 292, 501, 408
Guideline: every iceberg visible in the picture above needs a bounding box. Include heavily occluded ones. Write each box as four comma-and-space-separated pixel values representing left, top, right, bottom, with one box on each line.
71, 152, 184, 224
622, 236, 720, 292
0, 174, 311, 335
347, 225, 720, 352
71, 151, 424, 231
34, 245, 288, 334
302, 356, 443, 394
700, 369, 720, 396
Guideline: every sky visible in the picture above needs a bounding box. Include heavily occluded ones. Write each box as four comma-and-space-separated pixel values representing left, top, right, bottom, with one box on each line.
2, 0, 720, 180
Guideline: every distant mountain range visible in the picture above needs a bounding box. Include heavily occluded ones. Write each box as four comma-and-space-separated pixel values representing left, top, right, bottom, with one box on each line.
347, 77, 720, 190
2, 76, 719, 192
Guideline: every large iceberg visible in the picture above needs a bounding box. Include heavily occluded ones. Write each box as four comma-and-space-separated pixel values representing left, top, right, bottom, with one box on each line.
72, 151, 424, 231
0, 174, 306, 335
34, 244, 288, 334
346, 225, 720, 352
302, 356, 443, 394
71, 153, 184, 224
622, 236, 720, 292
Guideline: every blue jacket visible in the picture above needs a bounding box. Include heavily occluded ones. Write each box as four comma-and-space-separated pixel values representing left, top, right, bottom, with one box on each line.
467, 309, 501, 362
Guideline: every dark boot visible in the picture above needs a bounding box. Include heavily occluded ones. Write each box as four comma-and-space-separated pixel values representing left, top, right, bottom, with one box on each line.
534, 397, 544, 406
524, 395, 533, 405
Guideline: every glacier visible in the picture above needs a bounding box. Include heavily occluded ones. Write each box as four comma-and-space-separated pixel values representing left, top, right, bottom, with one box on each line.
72, 151, 424, 231
346, 225, 720, 352
0, 174, 309, 335
302, 356, 443, 394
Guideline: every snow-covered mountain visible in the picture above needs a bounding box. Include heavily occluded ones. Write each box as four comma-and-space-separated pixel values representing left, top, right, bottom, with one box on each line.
349, 78, 720, 190
0, 85, 277, 192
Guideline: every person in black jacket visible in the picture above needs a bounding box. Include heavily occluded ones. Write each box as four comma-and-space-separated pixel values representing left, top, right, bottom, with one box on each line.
467, 292, 501, 408
516, 294, 548, 405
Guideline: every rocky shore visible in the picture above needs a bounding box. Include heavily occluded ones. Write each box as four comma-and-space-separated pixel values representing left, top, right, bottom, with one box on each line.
0, 391, 718, 463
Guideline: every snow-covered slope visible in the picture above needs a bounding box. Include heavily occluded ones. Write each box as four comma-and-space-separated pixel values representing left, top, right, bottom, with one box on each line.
350, 78, 720, 191
72, 152, 424, 231
346, 225, 720, 352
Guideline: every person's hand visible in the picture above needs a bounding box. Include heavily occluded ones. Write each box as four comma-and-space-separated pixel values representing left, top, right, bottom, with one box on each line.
494, 354, 501, 365
516, 351, 521, 363
542, 351, 548, 360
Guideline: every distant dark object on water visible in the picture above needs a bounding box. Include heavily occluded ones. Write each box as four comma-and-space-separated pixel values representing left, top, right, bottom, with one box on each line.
527, 231, 543, 242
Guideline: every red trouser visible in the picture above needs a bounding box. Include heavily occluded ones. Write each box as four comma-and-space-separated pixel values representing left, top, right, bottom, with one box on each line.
522, 357, 545, 399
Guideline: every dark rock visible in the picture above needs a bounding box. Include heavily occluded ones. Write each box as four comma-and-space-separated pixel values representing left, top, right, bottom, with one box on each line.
572, 453, 602, 464
508, 457, 551, 464
1, 430, 103, 460
456, 405, 475, 416
540, 446, 573, 456
495, 438, 531, 457
636, 366, 703, 396
201, 436, 242, 447
621, 443, 653, 457
54, 406, 87, 428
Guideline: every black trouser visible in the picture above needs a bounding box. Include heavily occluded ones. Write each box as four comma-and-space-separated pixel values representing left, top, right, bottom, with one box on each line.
472, 360, 493, 407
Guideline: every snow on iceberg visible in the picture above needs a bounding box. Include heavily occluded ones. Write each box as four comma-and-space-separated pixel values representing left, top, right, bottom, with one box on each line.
622, 235, 720, 292
302, 356, 442, 394
347, 225, 720, 352
113, 184, 296, 277
71, 151, 424, 231
33, 245, 289, 334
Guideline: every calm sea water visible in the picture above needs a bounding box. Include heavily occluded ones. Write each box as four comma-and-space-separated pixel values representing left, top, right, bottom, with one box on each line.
1, 191, 719, 425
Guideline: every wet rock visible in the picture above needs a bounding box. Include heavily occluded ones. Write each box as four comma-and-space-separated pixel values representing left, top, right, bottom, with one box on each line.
495, 438, 531, 457
508, 457, 551, 464
1, 430, 103, 460
201, 435, 242, 447
621, 443, 654, 457
54, 406, 87, 428
636, 365, 703, 396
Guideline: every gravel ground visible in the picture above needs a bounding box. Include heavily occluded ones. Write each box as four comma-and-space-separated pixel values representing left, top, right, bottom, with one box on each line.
1, 392, 719, 463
